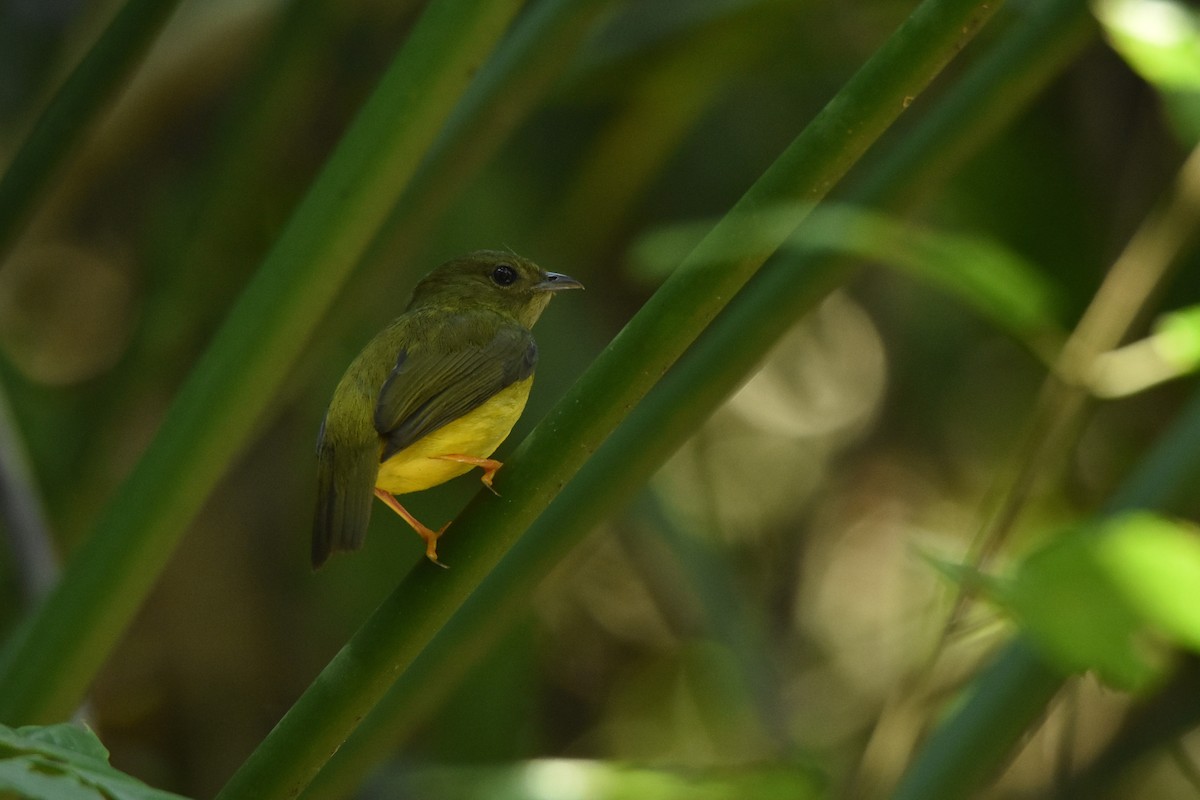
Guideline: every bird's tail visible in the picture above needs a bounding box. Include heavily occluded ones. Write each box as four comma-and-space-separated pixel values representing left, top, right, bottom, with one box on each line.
311, 441, 376, 569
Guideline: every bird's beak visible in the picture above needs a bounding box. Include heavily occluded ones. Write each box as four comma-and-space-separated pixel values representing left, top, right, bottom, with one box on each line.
536, 272, 584, 292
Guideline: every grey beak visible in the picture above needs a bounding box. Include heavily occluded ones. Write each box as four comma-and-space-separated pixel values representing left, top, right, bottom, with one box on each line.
537, 271, 584, 292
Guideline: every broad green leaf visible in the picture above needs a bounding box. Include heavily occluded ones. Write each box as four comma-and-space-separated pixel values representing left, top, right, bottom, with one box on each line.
12, 723, 111, 762
0, 723, 189, 800
0, 763, 106, 800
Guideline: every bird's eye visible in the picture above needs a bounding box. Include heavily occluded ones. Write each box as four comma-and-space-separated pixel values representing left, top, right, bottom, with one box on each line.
490, 264, 518, 286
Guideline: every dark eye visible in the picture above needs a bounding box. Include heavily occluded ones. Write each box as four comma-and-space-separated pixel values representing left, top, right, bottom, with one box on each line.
490, 264, 518, 286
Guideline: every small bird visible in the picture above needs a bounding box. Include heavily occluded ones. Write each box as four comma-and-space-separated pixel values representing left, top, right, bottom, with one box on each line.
311, 251, 582, 569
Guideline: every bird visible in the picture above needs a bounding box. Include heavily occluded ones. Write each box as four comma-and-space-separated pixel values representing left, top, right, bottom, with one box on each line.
311, 250, 583, 569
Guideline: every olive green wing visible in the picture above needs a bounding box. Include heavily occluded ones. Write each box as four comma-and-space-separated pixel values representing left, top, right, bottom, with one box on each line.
374, 321, 537, 461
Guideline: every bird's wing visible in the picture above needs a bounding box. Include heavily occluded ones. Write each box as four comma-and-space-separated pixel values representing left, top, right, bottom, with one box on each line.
374, 318, 537, 462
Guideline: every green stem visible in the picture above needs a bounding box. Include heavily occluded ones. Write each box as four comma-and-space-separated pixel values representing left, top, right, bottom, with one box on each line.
220, 1, 1002, 797
0, 0, 525, 726
542, 0, 785, 259
889, 640, 1067, 800
361, 0, 624, 271
0, 0, 184, 265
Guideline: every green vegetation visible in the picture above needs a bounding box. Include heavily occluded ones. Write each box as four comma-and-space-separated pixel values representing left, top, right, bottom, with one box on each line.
0, 0, 1197, 798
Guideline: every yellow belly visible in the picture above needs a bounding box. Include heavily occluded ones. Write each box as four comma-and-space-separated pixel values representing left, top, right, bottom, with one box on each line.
375, 378, 533, 495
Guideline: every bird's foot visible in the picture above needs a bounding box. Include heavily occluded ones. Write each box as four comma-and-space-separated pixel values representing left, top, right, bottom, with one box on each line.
374, 488, 451, 568
420, 523, 452, 569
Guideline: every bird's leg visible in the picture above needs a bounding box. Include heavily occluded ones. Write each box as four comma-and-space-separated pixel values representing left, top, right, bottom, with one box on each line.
373, 488, 449, 568
435, 454, 503, 495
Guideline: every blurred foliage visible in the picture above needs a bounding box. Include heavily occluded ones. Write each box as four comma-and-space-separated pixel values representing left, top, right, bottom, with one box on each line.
1156, 304, 1200, 370
1091, 303, 1200, 397
1096, 0, 1200, 140
0, 0, 1199, 798
631, 203, 1066, 354
364, 759, 824, 800
941, 513, 1200, 691
0, 721, 187, 799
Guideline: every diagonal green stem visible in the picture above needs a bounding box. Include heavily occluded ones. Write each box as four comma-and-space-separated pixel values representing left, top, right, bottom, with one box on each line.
888, 639, 1067, 800
0, 0, 526, 727
218, 1, 1003, 797
360, 0, 623, 274
0, 0, 184, 266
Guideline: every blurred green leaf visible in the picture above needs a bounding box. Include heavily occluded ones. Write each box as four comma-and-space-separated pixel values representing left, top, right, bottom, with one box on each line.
800, 206, 1063, 343
1155, 304, 1200, 369
1089, 304, 1200, 397
371, 759, 824, 800
917, 547, 1004, 597
997, 513, 1200, 690
1003, 530, 1158, 690
631, 205, 1064, 347
1094, 513, 1200, 649
0, 722, 189, 800
1094, 0, 1200, 140
1095, 0, 1200, 89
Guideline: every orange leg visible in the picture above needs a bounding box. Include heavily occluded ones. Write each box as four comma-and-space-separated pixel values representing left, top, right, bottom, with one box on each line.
374, 488, 449, 568
434, 454, 503, 495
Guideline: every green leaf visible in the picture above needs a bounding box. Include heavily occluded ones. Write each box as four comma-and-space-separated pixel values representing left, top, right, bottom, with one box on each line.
1093, 512, 1200, 650
917, 547, 1003, 597
11, 724, 111, 763
997, 513, 1200, 691
0, 723, 189, 800
1095, 0, 1200, 90
799, 205, 1063, 342
1003, 531, 1158, 690
1094, 0, 1200, 141
630, 205, 1063, 346
0, 764, 106, 800
1154, 304, 1200, 369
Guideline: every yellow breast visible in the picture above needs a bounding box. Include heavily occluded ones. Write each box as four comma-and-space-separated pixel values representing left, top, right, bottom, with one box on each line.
375, 377, 533, 495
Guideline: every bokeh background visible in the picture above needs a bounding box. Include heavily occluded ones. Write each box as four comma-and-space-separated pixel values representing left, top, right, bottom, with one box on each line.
1, 0, 1199, 798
